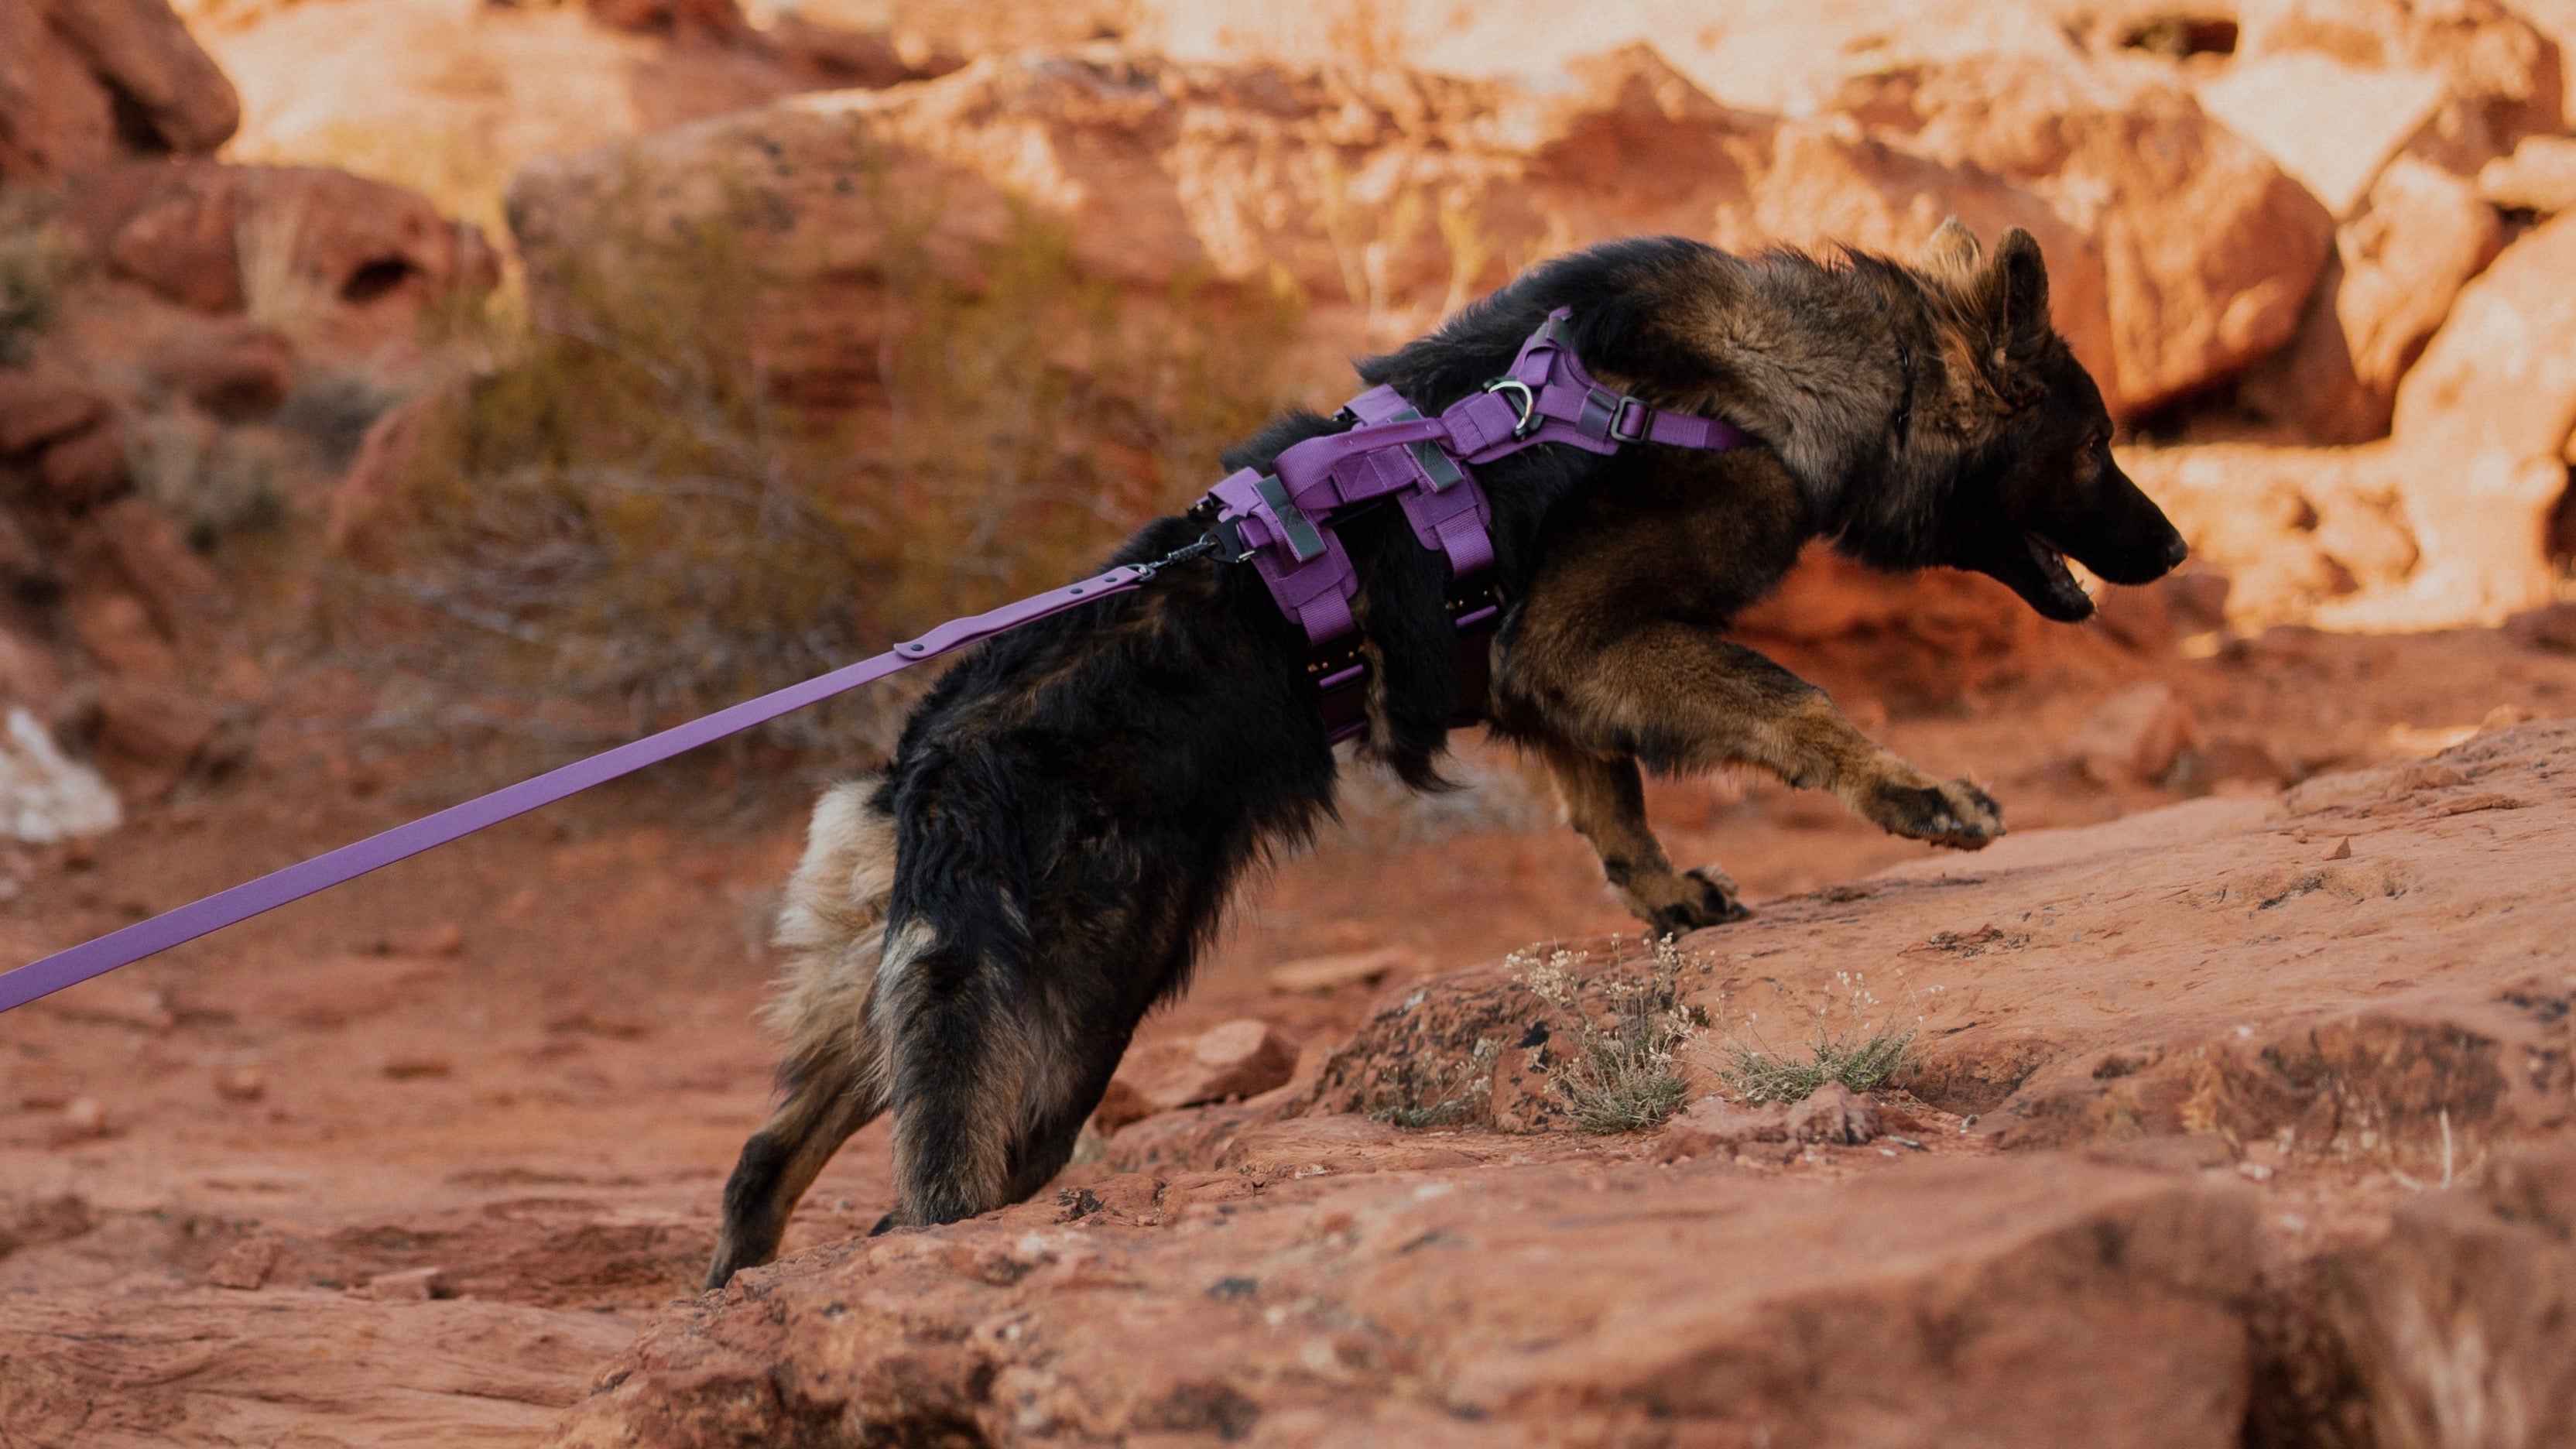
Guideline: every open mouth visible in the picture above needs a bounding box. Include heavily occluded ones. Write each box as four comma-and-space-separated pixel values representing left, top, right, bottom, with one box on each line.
2022, 532, 2095, 619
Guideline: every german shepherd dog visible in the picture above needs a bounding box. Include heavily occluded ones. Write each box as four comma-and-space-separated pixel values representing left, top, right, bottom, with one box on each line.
705, 222, 2187, 1286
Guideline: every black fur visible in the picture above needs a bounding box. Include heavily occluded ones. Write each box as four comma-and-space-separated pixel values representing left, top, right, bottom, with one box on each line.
704, 229, 2186, 1284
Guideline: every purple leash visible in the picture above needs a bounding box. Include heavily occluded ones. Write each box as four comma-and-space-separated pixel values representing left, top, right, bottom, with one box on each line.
0, 550, 1203, 1016
0, 307, 1752, 1018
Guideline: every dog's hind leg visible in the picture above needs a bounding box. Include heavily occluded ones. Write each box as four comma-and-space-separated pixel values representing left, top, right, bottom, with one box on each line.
708, 779, 897, 1289
1537, 735, 1749, 935
873, 913, 1032, 1228
707, 1041, 884, 1287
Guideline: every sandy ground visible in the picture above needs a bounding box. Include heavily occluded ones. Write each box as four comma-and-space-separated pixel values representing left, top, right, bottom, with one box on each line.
2, 621, 2572, 1443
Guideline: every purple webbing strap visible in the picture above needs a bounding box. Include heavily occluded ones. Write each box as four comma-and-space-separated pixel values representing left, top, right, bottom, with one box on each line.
0, 564, 1153, 1016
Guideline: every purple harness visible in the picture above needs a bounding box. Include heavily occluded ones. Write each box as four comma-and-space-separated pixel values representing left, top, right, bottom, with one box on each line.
1197, 307, 1749, 738
0, 307, 1749, 1016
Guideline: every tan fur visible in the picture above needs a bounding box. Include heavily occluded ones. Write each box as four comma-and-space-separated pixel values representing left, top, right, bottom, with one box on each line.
764, 776, 897, 1098
702, 779, 900, 1284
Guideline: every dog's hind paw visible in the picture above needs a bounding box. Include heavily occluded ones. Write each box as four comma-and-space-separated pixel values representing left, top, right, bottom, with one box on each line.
1632, 866, 1754, 936
1876, 778, 2005, 850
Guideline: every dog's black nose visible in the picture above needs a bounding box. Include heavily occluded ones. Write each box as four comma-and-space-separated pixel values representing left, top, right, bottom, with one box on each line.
2161, 532, 2189, 571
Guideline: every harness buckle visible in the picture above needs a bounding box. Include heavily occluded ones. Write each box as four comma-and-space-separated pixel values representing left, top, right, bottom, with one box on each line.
1482, 378, 1540, 440
1204, 516, 1258, 565
1609, 395, 1652, 444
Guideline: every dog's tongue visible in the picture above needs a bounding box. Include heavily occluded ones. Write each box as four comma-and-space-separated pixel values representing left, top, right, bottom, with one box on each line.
2025, 533, 2090, 612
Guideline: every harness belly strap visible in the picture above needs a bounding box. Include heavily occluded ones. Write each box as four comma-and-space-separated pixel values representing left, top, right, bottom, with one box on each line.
1198, 307, 1752, 740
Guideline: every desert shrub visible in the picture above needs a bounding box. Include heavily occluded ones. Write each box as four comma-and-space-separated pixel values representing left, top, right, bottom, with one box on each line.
276, 370, 404, 468
1368, 1035, 1500, 1129
1512, 936, 1706, 1133
337, 168, 1302, 762
1715, 968, 1925, 1105
0, 194, 75, 365
127, 412, 293, 550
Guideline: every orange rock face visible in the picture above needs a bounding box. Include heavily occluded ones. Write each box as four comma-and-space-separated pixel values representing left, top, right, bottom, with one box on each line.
0, 0, 238, 182
57, 160, 500, 360
505, 41, 2324, 421
2136, 206, 2576, 632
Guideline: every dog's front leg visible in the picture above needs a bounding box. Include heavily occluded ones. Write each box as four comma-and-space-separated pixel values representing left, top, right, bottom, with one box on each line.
1536, 735, 1750, 934
1506, 622, 2004, 857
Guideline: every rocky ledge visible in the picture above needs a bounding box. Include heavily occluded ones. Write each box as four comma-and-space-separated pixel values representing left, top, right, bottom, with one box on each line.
553, 721, 2576, 1447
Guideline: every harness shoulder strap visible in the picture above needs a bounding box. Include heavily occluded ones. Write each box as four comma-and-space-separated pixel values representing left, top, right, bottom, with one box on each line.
1199, 307, 1751, 742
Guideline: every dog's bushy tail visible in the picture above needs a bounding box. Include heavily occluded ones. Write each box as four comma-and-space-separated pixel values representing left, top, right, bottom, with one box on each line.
764, 776, 899, 1098
708, 776, 901, 1287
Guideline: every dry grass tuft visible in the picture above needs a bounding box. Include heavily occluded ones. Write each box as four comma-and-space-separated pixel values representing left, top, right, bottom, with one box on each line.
1715, 968, 1926, 1105
1719, 1029, 1917, 1105
1512, 936, 1705, 1133
1368, 1035, 1500, 1129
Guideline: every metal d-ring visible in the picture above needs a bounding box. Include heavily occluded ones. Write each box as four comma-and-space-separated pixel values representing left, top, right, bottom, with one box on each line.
1482, 378, 1539, 439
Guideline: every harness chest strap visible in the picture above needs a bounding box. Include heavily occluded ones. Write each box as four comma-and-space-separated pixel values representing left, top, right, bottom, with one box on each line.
1200, 307, 1752, 738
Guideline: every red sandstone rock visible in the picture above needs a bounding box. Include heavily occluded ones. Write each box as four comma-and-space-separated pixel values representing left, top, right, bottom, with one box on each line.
2241, 156, 2504, 443
1097, 1018, 1297, 1130
91, 495, 232, 640
2068, 682, 2205, 785
0, 1290, 632, 1442
550, 1155, 2267, 1447
146, 319, 295, 419
508, 43, 2315, 421
2091, 581, 2175, 654
34, 423, 131, 508
2304, 1145, 2576, 1445
365, 1264, 453, 1300
94, 163, 246, 313
0, 371, 106, 455
94, 673, 218, 772
67, 590, 176, 680
206, 1233, 280, 1289
60, 160, 501, 355
2478, 133, 2576, 213
0, 0, 238, 183
0, 623, 68, 712
1267, 946, 1416, 995
326, 389, 440, 564
2133, 207, 2576, 633
1654, 1094, 1790, 1161
1784, 1081, 1881, 1146
583, 0, 743, 38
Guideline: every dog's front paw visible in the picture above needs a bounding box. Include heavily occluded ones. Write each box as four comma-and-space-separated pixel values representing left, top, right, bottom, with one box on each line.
1875, 777, 2004, 850
1632, 866, 1753, 936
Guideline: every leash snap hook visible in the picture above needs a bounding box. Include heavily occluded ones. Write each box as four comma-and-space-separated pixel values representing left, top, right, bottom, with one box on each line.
1482, 377, 1539, 440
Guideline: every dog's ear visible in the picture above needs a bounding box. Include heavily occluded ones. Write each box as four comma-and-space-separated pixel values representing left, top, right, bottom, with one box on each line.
1920, 218, 1983, 283
1986, 228, 2050, 345
1957, 227, 2053, 410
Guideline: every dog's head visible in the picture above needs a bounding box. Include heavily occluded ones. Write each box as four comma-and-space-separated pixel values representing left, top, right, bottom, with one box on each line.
1913, 223, 2188, 622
